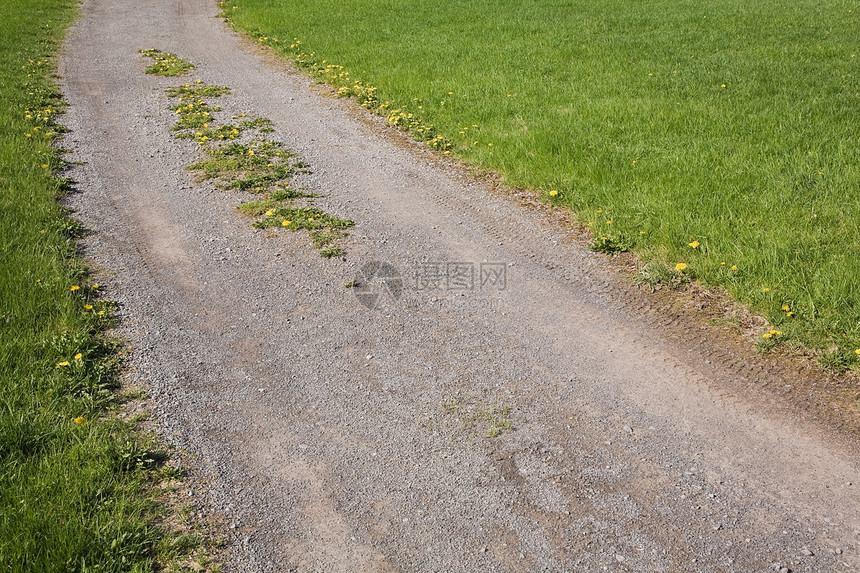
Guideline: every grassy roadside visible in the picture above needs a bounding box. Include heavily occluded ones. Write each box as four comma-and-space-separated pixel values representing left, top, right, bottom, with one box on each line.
224, 0, 860, 370
1, 0, 216, 569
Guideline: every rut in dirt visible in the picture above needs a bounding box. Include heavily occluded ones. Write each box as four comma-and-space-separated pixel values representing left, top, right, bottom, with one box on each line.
60, 0, 859, 571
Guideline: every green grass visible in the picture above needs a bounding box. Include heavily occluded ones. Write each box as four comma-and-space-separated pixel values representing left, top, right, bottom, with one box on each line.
226, 0, 860, 368
1, 1, 217, 570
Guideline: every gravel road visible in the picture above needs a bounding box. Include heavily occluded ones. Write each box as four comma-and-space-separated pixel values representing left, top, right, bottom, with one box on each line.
59, 0, 859, 571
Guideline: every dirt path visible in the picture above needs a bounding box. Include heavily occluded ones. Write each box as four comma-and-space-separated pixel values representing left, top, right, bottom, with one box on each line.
59, 0, 859, 571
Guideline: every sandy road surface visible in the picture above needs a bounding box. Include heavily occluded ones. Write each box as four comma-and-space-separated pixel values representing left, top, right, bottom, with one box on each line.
59, 0, 859, 571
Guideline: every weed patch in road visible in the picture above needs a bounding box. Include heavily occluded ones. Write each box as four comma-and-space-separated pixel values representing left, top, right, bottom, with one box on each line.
150, 67, 355, 257
140, 48, 194, 76
439, 395, 513, 439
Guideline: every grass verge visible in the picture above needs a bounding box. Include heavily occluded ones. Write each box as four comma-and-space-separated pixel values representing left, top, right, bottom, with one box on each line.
223, 0, 860, 370
1, 1, 218, 569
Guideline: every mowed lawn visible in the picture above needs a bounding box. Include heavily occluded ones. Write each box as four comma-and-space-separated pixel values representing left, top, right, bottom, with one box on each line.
228, 0, 860, 366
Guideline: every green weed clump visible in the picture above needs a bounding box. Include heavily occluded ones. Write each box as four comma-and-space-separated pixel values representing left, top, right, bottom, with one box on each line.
224, 0, 860, 368
440, 395, 513, 438
159, 70, 354, 257
140, 48, 194, 76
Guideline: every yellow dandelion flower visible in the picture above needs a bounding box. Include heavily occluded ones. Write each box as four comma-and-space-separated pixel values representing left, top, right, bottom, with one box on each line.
855, 349, 860, 355
731, 265, 738, 271
762, 332, 772, 339
675, 263, 687, 271
606, 219, 612, 225
688, 241, 700, 249
70, 285, 80, 291
74, 353, 83, 360
282, 220, 291, 227
73, 416, 86, 425
762, 287, 770, 292
56, 361, 70, 368
549, 190, 558, 197
84, 304, 93, 310
782, 304, 790, 311
786, 311, 794, 317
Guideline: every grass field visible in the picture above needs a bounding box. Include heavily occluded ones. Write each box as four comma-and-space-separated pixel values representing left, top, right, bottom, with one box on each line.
227, 0, 860, 368
0, 0, 214, 569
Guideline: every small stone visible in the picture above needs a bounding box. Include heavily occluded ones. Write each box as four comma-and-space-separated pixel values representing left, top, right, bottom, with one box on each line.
616, 555, 625, 562
834, 548, 842, 555
623, 425, 633, 434
366, 354, 373, 360
801, 548, 814, 557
